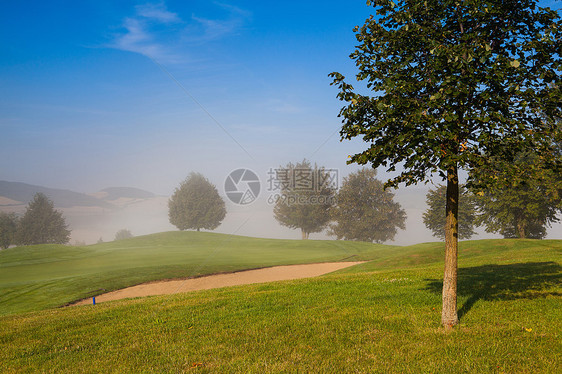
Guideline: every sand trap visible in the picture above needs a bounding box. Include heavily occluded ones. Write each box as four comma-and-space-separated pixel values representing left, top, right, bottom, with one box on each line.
74, 262, 363, 306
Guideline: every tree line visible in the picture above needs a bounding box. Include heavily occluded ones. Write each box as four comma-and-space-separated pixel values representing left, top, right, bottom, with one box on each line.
166, 165, 407, 243
271, 160, 406, 242
2, 158, 558, 250
167, 157, 560, 243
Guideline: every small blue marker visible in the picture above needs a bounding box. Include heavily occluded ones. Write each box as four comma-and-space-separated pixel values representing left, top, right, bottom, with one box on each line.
93, 297, 96, 305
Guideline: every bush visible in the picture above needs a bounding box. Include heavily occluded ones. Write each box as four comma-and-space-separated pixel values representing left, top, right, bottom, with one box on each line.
114, 229, 133, 241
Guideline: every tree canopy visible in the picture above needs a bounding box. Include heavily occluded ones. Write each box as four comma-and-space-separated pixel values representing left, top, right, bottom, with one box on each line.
472, 150, 562, 239
423, 185, 477, 240
273, 160, 336, 239
330, 168, 406, 243
331, 0, 561, 327
168, 173, 226, 231
16, 193, 71, 245
0, 212, 18, 249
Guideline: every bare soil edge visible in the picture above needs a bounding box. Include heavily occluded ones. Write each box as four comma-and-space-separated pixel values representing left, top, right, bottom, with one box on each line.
71, 261, 365, 306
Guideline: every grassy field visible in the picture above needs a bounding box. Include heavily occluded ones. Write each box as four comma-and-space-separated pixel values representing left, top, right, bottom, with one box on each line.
0, 234, 560, 373
0, 231, 395, 316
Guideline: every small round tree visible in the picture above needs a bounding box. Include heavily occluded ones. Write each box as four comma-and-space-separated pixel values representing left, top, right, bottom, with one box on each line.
114, 229, 133, 241
423, 185, 477, 240
16, 193, 71, 245
330, 168, 406, 243
168, 173, 226, 231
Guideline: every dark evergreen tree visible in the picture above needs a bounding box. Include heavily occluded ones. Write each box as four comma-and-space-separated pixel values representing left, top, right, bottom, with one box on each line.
16, 193, 71, 245
0, 212, 18, 249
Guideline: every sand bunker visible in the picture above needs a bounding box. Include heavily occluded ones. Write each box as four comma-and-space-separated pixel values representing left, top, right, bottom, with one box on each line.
74, 262, 363, 306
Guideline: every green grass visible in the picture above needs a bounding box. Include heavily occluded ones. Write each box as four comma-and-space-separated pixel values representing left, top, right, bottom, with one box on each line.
0, 235, 560, 373
0, 231, 393, 316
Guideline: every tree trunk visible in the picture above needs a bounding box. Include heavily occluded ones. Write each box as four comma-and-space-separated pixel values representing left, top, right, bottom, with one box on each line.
301, 229, 308, 240
442, 164, 459, 328
197, 228, 200, 232
517, 221, 526, 238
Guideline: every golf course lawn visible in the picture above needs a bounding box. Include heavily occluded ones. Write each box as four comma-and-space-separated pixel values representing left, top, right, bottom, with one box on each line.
0, 233, 560, 373
0, 231, 399, 316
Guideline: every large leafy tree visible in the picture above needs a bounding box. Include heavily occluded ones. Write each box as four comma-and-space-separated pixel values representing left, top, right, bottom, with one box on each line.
472, 150, 562, 239
330, 168, 406, 243
273, 160, 336, 239
423, 185, 477, 240
330, 0, 561, 327
0, 212, 18, 249
16, 193, 71, 245
168, 173, 226, 231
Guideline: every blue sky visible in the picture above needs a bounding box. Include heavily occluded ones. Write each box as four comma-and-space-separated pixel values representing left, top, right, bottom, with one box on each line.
1, 1, 560, 243
1, 0, 379, 195
2, 0, 559, 196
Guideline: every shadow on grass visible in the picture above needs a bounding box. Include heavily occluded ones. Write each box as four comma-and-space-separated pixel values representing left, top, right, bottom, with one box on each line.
424, 262, 562, 320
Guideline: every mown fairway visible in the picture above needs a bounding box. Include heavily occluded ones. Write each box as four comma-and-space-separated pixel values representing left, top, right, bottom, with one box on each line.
0, 236, 560, 373
0, 231, 394, 316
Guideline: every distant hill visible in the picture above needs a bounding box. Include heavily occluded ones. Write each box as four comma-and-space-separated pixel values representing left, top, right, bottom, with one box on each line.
0, 181, 113, 208
98, 187, 156, 201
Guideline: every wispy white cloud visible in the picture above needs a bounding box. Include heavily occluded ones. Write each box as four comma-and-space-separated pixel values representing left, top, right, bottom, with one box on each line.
135, 2, 180, 23
108, 2, 251, 63
111, 17, 175, 62
108, 2, 181, 62
191, 16, 235, 41
189, 2, 252, 42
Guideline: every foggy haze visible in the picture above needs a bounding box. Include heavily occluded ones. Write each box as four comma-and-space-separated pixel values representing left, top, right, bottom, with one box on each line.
21, 178, 508, 246
1, 1, 560, 245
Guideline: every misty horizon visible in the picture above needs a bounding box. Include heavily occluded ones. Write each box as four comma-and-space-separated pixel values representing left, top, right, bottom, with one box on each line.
4, 174, 561, 247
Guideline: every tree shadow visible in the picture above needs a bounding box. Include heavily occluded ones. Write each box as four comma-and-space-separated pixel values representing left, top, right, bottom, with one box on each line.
424, 262, 562, 320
